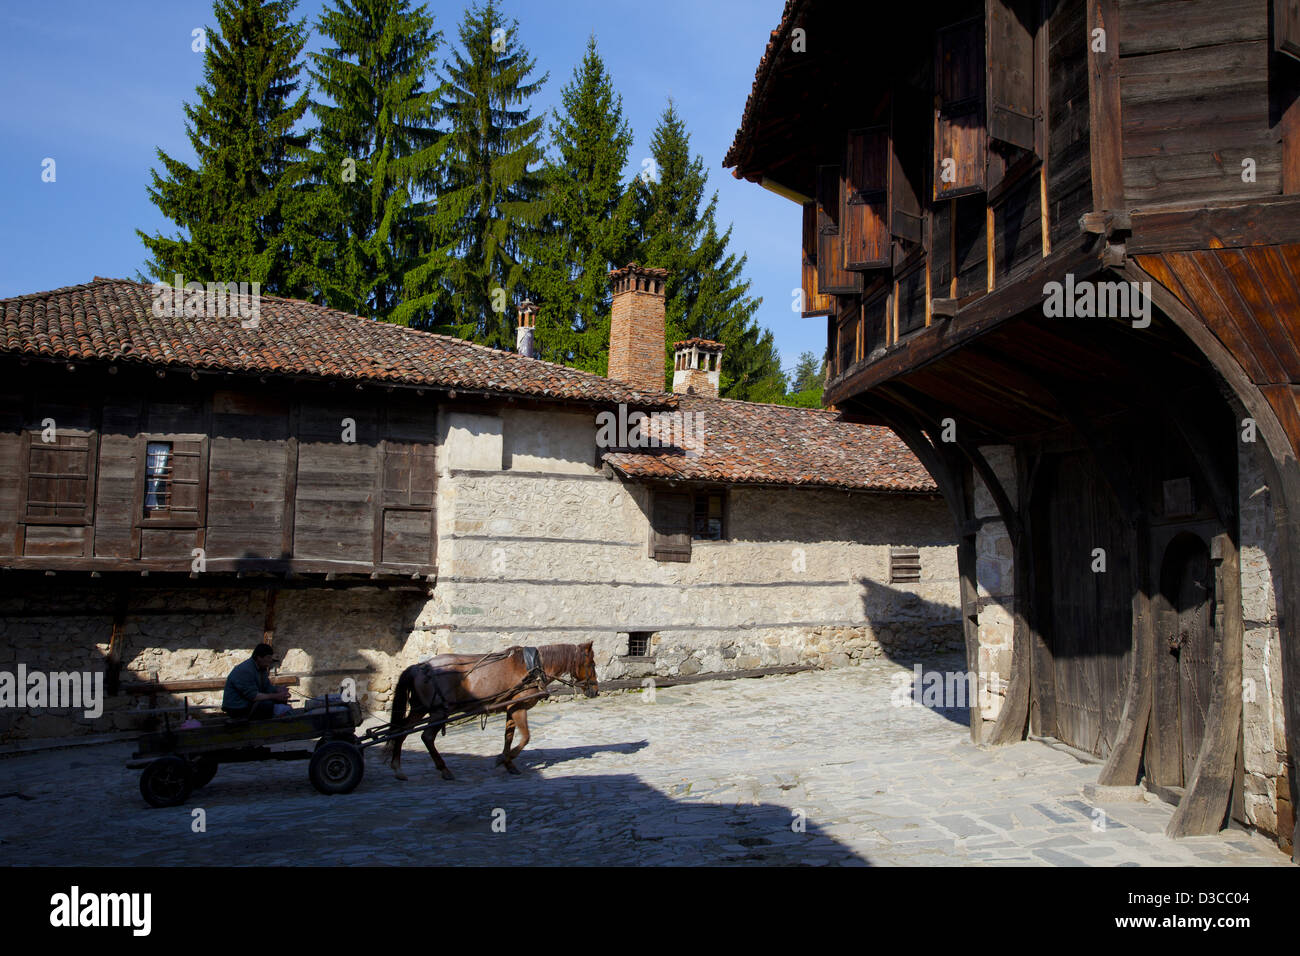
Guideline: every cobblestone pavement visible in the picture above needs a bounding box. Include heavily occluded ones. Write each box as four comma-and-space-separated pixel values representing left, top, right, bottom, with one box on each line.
0, 656, 1292, 866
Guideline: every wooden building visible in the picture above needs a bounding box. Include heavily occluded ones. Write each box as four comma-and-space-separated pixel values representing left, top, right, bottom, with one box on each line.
727, 0, 1300, 853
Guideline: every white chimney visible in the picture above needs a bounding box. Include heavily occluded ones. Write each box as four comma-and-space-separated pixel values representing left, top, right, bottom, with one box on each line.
672, 338, 724, 398
516, 300, 537, 358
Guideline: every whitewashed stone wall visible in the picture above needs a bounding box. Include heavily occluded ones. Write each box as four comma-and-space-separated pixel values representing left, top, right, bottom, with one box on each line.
1, 403, 961, 741
972, 445, 1017, 736
1238, 441, 1290, 846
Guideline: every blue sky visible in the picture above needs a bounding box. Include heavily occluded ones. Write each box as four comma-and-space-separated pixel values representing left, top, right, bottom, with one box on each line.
0, 0, 820, 378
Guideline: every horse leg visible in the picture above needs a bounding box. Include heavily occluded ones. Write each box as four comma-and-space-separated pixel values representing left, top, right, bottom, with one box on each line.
495, 715, 516, 767
389, 711, 425, 781
501, 706, 530, 775
422, 719, 454, 780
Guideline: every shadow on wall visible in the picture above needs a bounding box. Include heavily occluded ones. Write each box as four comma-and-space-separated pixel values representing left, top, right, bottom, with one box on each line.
857, 576, 969, 730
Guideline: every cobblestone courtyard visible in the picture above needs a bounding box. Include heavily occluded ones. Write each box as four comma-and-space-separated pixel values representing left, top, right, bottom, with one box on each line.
0, 656, 1291, 866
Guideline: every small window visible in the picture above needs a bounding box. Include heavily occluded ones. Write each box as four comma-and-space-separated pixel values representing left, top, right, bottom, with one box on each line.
624, 632, 653, 658
144, 441, 172, 514
693, 491, 724, 540
140, 437, 204, 524
890, 546, 922, 583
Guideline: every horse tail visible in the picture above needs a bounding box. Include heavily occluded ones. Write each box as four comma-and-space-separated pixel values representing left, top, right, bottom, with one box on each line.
385, 666, 415, 761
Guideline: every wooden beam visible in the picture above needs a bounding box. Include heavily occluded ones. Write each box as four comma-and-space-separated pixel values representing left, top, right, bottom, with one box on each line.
1087, 0, 1124, 213
261, 588, 277, 647
1126, 198, 1300, 254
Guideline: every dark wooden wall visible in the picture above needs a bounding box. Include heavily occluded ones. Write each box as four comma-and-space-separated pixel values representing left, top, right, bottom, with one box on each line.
0, 363, 439, 577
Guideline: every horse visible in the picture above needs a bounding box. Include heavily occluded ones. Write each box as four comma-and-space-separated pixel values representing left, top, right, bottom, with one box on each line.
384, 642, 598, 780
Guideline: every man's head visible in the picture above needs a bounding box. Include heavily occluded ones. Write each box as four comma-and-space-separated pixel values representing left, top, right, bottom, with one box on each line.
251, 643, 278, 671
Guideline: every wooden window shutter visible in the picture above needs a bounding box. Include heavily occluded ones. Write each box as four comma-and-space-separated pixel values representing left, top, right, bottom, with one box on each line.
816, 165, 863, 294
986, 0, 1039, 152
1277, 0, 1300, 62
890, 90, 927, 246
890, 546, 922, 583
801, 201, 833, 315
382, 442, 436, 509
166, 439, 204, 520
651, 491, 692, 562
841, 126, 891, 271
25, 431, 95, 523
934, 17, 987, 199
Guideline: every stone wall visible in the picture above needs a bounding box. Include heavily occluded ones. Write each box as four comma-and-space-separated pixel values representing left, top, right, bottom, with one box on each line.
971, 445, 1017, 737
1238, 441, 1291, 850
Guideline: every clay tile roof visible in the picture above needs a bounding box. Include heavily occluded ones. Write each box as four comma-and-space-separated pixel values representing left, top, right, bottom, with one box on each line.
673, 338, 725, 351
0, 277, 674, 408
603, 393, 937, 494
724, 0, 807, 173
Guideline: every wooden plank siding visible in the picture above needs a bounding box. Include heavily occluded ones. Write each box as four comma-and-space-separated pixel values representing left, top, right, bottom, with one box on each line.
0, 367, 439, 578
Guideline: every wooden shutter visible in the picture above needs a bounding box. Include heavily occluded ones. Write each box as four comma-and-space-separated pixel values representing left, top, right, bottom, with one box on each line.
382, 442, 435, 508
934, 17, 987, 199
167, 439, 203, 521
890, 90, 927, 246
890, 546, 922, 583
801, 201, 833, 316
841, 126, 891, 271
25, 431, 95, 523
987, 0, 1038, 151
816, 165, 863, 294
1277, 0, 1300, 62
651, 491, 692, 562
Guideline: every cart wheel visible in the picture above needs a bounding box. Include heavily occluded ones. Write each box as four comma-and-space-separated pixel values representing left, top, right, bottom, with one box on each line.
190, 756, 218, 789
309, 741, 364, 795
140, 756, 194, 808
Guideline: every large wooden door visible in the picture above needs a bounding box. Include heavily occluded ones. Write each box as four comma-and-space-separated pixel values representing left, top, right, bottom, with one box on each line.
1037, 451, 1133, 756
1149, 534, 1215, 787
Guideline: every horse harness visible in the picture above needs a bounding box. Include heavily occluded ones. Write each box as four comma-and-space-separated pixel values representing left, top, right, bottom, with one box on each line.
416, 646, 553, 729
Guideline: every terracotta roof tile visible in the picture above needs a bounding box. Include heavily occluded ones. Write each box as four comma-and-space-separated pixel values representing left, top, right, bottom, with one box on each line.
0, 277, 673, 407
603, 393, 937, 494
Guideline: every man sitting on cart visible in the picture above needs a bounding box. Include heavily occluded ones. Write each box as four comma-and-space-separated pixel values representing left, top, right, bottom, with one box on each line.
222, 644, 293, 720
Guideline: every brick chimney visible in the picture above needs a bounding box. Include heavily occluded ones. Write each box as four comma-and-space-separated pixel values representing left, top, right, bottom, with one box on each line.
672, 338, 725, 398
608, 263, 668, 393
516, 299, 537, 358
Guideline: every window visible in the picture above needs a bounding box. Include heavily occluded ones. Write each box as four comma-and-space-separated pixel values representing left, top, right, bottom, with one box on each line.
890, 546, 922, 583
624, 632, 653, 658
651, 489, 726, 561
693, 492, 724, 540
25, 430, 96, 524
139, 437, 204, 524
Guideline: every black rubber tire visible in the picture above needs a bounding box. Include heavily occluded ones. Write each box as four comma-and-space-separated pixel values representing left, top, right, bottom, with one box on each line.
190, 756, 218, 789
140, 756, 194, 808
308, 741, 364, 795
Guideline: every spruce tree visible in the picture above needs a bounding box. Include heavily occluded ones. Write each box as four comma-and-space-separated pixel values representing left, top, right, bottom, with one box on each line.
525, 36, 634, 372
139, 0, 311, 296
430, 0, 548, 346
631, 101, 783, 400
302, 0, 446, 323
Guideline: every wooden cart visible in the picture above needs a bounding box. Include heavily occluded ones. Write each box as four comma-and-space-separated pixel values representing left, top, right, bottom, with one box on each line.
126, 698, 365, 808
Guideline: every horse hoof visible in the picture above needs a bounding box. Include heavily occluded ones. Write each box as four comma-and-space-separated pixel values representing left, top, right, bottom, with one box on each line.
440, 769, 455, 781
505, 763, 521, 776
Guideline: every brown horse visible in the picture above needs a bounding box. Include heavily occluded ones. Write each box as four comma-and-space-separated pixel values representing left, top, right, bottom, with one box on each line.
384, 642, 598, 780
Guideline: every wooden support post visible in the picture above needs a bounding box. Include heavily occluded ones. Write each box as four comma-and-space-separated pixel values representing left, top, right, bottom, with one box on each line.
1087, 0, 1124, 213
986, 203, 996, 292
262, 588, 278, 647
105, 590, 128, 696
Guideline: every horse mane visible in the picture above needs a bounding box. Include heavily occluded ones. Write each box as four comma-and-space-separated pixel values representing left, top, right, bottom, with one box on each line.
537, 642, 578, 677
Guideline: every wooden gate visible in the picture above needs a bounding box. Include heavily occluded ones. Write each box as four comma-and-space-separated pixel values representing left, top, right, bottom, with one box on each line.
1034, 450, 1133, 756
1147, 532, 1215, 789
